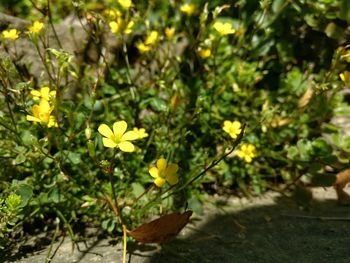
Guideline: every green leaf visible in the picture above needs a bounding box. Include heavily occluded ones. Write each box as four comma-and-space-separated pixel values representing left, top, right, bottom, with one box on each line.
16, 184, 33, 208
150, 98, 167, 112
272, 0, 285, 13
67, 151, 81, 165
132, 183, 145, 198
49, 188, 61, 203
15, 154, 26, 165
101, 219, 109, 230
338, 0, 350, 22
311, 138, 332, 156
286, 146, 299, 160
21, 130, 37, 146
324, 22, 344, 39
188, 196, 203, 215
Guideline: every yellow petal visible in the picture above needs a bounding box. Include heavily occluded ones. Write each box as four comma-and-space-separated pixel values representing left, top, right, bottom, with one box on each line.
231, 121, 241, 130
49, 90, 56, 97
166, 174, 179, 185
39, 99, 51, 113
122, 130, 139, 141
154, 177, 166, 187
31, 90, 41, 98
32, 105, 40, 118
245, 156, 252, 163
118, 141, 135, 152
165, 163, 179, 176
102, 138, 117, 148
48, 116, 58, 128
223, 120, 232, 132
149, 167, 159, 178
26, 115, 41, 123
113, 121, 127, 138
157, 158, 167, 171
98, 124, 114, 138
40, 87, 50, 98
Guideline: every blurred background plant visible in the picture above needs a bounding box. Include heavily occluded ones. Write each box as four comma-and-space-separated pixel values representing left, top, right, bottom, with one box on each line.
0, 0, 350, 252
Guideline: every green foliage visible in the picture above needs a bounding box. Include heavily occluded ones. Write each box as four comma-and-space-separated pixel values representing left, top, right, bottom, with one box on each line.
0, 0, 350, 250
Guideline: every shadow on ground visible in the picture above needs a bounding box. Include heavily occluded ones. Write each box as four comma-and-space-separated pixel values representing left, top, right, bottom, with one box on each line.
5, 188, 350, 263
140, 192, 350, 263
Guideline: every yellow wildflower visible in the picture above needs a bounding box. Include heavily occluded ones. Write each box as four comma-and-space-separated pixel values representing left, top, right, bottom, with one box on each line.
149, 158, 179, 187
2, 29, 20, 41
198, 48, 211, 58
180, 3, 196, 16
27, 21, 44, 34
109, 20, 134, 35
144, 31, 158, 45
223, 120, 242, 139
237, 143, 257, 163
30, 87, 56, 101
104, 9, 122, 19
118, 0, 133, 9
98, 121, 138, 152
340, 71, 350, 86
136, 42, 151, 53
26, 99, 58, 128
165, 27, 175, 40
213, 21, 236, 35
133, 127, 148, 139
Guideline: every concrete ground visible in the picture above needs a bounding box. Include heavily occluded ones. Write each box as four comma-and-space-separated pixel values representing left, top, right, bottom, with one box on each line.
4, 187, 350, 263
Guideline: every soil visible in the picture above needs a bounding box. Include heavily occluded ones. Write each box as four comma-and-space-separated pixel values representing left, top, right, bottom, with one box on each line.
3, 187, 350, 263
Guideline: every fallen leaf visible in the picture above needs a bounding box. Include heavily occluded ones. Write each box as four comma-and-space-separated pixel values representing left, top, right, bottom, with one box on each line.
128, 210, 193, 244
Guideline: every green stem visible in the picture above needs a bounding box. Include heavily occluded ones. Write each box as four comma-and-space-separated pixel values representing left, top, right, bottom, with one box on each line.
54, 208, 75, 247
122, 40, 132, 85
163, 124, 246, 200
45, 218, 60, 263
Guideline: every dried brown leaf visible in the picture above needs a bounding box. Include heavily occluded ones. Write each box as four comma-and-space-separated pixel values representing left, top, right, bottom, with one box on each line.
128, 210, 193, 244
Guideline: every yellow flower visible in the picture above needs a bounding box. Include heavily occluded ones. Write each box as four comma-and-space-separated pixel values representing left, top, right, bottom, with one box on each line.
145, 31, 158, 45
340, 71, 350, 86
180, 3, 196, 16
213, 21, 236, 35
223, 120, 241, 139
2, 29, 20, 41
124, 21, 134, 34
118, 0, 133, 9
30, 87, 56, 101
133, 127, 148, 139
27, 21, 44, 34
136, 42, 151, 53
198, 48, 211, 58
104, 9, 122, 19
109, 20, 134, 35
149, 158, 179, 187
26, 99, 57, 128
165, 27, 175, 40
237, 143, 257, 163
98, 121, 138, 152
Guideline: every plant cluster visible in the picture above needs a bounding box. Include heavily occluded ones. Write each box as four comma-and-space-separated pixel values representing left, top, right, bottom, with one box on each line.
0, 0, 350, 253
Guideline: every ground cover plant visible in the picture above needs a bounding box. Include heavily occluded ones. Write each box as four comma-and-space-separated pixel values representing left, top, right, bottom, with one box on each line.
1, 0, 350, 261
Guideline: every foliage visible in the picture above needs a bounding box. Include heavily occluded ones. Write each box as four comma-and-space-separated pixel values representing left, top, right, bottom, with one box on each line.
0, 0, 350, 252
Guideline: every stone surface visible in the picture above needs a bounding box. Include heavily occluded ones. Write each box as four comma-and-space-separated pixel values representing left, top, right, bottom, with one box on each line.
5, 187, 350, 263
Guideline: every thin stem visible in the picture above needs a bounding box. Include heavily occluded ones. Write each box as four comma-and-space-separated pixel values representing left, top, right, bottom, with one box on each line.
104, 193, 123, 226
163, 124, 246, 200
54, 208, 75, 250
131, 184, 154, 207
3, 87, 21, 143
122, 224, 127, 263
46, 0, 62, 49
45, 218, 60, 263
122, 40, 132, 85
